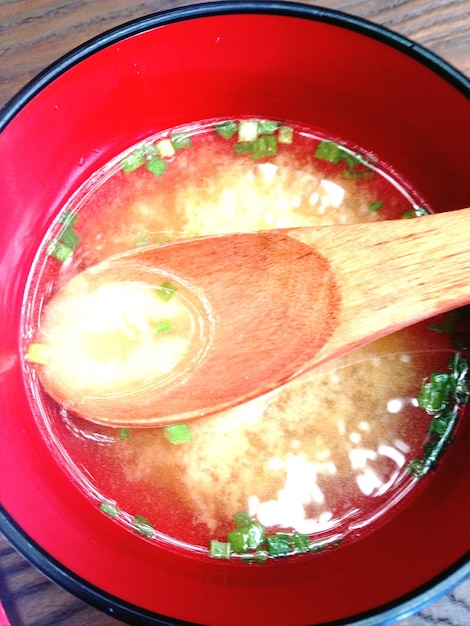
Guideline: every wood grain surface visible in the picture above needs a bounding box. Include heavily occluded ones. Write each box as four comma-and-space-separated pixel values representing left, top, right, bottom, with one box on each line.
0, 1, 469, 625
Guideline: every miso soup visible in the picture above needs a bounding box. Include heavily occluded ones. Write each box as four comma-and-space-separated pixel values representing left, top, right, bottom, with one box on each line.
22, 119, 469, 561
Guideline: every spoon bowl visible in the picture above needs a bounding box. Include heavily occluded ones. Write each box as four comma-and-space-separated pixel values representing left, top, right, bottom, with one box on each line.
33, 206, 470, 426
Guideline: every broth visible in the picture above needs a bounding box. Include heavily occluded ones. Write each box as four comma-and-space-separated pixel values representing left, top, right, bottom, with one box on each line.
22, 119, 468, 560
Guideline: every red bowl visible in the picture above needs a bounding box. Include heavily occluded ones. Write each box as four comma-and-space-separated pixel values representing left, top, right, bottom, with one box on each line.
1, 3, 469, 625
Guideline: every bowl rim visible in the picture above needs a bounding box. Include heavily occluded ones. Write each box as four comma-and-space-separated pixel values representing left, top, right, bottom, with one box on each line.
1, 2, 469, 625
2, 505, 469, 625
1, 0, 469, 133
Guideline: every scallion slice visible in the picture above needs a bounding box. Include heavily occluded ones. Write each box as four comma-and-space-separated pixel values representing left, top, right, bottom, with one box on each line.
121, 148, 146, 173
171, 132, 193, 150
315, 140, 371, 179
99, 502, 119, 518
118, 428, 130, 441
252, 135, 277, 159
209, 513, 344, 562
59, 210, 78, 228
146, 156, 168, 177
418, 372, 455, 413
132, 515, 154, 538
340, 151, 363, 169
215, 121, 239, 139
228, 521, 265, 553
163, 423, 193, 445
290, 532, 311, 553
342, 168, 373, 180
233, 141, 253, 155
155, 319, 174, 334
233, 511, 253, 528
210, 540, 231, 559
314, 140, 344, 163
157, 281, 177, 301
368, 201, 383, 212
58, 226, 80, 249
257, 120, 279, 135
266, 534, 291, 557
401, 207, 428, 218
408, 354, 469, 478
46, 240, 73, 262
134, 235, 153, 248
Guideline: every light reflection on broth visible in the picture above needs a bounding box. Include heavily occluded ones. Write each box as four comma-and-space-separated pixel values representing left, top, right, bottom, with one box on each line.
22, 119, 465, 560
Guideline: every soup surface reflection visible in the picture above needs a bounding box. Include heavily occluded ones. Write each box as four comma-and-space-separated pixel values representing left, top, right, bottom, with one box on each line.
22, 119, 468, 560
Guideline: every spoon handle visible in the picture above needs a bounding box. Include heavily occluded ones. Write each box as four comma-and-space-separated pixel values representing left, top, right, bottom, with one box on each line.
289, 207, 470, 364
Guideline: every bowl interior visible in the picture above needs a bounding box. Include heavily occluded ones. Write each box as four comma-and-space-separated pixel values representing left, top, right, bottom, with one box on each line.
1, 6, 469, 626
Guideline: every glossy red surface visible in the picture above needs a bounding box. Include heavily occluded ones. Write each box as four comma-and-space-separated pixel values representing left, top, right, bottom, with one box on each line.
1, 7, 469, 625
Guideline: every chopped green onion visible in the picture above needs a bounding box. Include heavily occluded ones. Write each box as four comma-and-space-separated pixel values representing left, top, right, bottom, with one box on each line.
408, 354, 469, 478
163, 423, 193, 445
340, 151, 363, 169
233, 141, 254, 155
266, 534, 291, 557
134, 235, 153, 248
146, 156, 168, 177
59, 210, 78, 228
121, 148, 146, 173
368, 200, 383, 212
46, 240, 73, 262
240, 550, 269, 564
252, 135, 277, 159
315, 140, 370, 179
228, 521, 265, 553
253, 550, 269, 563
238, 120, 259, 142
210, 540, 231, 559
171, 132, 193, 150
58, 226, 80, 249
215, 121, 239, 140
309, 539, 335, 553
233, 511, 253, 528
278, 125, 294, 144
118, 428, 130, 441
290, 532, 311, 554
257, 120, 279, 135
210, 514, 346, 562
401, 207, 429, 218
418, 372, 455, 413
155, 319, 174, 334
142, 143, 160, 158
314, 140, 344, 163
428, 415, 451, 436
132, 515, 154, 538
99, 502, 119, 518
156, 281, 177, 301
342, 168, 373, 180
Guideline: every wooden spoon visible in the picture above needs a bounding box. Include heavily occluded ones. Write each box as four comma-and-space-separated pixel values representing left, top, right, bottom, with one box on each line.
35, 207, 470, 427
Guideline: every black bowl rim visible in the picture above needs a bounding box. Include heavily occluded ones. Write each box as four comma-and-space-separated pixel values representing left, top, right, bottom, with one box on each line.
1, 505, 469, 626
1, 0, 469, 132
0, 2, 469, 625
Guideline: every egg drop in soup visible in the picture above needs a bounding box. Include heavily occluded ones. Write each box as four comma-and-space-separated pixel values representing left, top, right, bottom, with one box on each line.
22, 119, 469, 561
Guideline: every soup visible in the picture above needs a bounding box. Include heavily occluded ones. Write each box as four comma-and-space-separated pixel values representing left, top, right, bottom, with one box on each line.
22, 119, 469, 561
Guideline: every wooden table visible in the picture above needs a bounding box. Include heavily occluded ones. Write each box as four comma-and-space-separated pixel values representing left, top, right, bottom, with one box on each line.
1, 1, 469, 624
